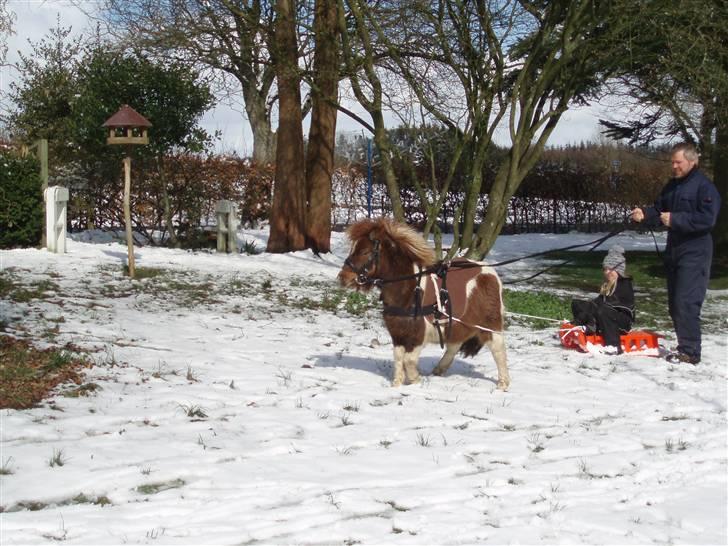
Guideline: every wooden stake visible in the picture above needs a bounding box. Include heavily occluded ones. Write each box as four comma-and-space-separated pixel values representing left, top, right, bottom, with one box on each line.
123, 156, 135, 278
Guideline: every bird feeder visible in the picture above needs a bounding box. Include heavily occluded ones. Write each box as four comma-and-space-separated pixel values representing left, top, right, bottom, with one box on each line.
103, 104, 151, 145
103, 105, 152, 278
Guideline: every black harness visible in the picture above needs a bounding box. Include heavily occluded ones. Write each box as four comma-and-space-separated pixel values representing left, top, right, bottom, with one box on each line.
343, 239, 381, 286
342, 241, 455, 347
384, 263, 454, 348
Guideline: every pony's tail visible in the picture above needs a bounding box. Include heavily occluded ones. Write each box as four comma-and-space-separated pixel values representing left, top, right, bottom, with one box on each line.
459, 337, 484, 357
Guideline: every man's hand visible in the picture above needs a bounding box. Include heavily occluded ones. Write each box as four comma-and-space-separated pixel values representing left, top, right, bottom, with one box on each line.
631, 208, 644, 223
660, 212, 671, 227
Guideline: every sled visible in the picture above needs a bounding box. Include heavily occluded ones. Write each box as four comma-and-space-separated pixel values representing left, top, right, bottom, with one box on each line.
559, 321, 664, 354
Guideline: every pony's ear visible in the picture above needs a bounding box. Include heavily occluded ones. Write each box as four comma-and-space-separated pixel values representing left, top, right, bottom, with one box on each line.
381, 220, 435, 266
346, 219, 378, 244
369, 224, 394, 249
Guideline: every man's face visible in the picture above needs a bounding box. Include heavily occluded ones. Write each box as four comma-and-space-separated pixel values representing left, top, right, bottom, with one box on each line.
671, 151, 697, 178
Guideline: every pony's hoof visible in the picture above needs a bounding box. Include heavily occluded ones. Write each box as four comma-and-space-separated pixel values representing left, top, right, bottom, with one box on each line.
432, 366, 445, 376
407, 375, 421, 385
497, 380, 510, 391
391, 379, 403, 387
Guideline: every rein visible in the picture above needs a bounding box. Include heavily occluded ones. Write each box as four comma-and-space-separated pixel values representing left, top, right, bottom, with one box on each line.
346, 226, 629, 288
341, 223, 632, 344
501, 227, 626, 285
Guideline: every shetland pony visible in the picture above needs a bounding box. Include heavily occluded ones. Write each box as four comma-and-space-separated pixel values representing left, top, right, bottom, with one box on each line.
338, 218, 510, 390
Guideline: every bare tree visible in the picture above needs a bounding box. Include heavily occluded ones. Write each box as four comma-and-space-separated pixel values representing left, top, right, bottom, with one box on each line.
99, 0, 278, 164
101, 0, 343, 254
466, 1, 615, 258
338, 0, 406, 222
0, 0, 15, 66
341, 0, 615, 258
0, 0, 17, 121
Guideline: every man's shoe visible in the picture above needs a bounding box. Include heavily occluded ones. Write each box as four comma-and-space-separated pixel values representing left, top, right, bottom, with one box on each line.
665, 352, 700, 365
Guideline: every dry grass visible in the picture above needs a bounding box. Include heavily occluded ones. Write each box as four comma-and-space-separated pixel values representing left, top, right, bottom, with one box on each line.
0, 335, 91, 409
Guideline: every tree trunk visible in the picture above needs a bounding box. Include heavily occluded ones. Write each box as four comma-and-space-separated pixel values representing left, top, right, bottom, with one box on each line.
464, 164, 509, 259
305, 0, 339, 254
267, 0, 307, 253
157, 157, 179, 248
244, 85, 277, 165
467, 122, 557, 259
162, 184, 178, 248
371, 117, 405, 222
338, 0, 404, 222
458, 135, 490, 250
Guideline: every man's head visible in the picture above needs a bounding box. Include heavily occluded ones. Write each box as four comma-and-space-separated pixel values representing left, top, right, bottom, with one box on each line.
671, 142, 699, 178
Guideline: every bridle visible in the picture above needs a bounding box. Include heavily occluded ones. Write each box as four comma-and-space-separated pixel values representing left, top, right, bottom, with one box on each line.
343, 236, 454, 346
343, 238, 381, 286
341, 235, 473, 347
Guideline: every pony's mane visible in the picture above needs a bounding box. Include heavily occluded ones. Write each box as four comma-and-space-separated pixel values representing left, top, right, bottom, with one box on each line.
347, 218, 435, 267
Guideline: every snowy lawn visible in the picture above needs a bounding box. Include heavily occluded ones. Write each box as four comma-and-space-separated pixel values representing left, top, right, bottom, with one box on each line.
1, 229, 726, 545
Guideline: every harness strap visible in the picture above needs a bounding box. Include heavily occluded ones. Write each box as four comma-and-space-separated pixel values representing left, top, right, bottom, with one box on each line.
367, 227, 628, 287
383, 303, 438, 317
429, 273, 445, 348
435, 262, 453, 339
344, 238, 381, 285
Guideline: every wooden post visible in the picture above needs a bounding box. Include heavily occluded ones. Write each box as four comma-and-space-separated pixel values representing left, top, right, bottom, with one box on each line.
37, 139, 49, 190
103, 106, 151, 271
123, 156, 135, 278
39, 139, 49, 248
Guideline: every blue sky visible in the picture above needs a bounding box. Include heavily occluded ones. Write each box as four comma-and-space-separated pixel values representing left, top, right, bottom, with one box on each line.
2, 0, 610, 155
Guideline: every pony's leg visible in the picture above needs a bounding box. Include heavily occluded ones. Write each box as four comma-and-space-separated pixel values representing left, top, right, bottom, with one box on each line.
486, 333, 510, 390
391, 346, 406, 386
432, 343, 461, 376
392, 345, 423, 386
403, 345, 424, 384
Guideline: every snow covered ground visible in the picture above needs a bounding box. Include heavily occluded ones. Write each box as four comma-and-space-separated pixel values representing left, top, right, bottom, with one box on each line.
1, 228, 726, 545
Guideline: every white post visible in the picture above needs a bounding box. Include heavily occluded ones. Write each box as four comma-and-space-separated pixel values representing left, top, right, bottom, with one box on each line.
44, 186, 69, 254
215, 200, 238, 253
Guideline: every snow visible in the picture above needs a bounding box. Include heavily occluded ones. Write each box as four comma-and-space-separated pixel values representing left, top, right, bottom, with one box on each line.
1, 228, 726, 545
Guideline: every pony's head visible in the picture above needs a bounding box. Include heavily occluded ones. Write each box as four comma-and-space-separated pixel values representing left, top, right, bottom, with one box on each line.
338, 218, 435, 290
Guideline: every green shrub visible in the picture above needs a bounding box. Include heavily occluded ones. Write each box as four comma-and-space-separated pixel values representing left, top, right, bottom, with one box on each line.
0, 151, 43, 249
503, 288, 571, 328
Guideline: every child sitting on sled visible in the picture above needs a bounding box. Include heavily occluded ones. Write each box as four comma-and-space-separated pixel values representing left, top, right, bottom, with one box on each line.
571, 245, 635, 354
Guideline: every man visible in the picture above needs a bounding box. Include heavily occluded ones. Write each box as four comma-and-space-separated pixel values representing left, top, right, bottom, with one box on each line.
631, 142, 721, 364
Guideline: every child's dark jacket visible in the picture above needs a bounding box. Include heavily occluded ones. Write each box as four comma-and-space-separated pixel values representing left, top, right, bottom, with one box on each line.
594, 276, 635, 322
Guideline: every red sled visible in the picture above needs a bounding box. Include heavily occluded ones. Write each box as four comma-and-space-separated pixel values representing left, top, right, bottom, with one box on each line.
559, 322, 664, 353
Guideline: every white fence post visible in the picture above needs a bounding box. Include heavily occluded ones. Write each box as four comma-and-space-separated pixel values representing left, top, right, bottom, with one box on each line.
44, 186, 69, 254
215, 200, 238, 253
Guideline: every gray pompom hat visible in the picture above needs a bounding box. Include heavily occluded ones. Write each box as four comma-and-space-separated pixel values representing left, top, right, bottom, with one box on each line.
603, 245, 626, 275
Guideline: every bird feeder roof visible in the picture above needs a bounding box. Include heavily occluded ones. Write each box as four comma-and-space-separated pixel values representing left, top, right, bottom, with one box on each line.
102, 105, 152, 128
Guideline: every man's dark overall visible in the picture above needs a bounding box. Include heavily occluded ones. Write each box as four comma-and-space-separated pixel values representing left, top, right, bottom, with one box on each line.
643, 167, 721, 361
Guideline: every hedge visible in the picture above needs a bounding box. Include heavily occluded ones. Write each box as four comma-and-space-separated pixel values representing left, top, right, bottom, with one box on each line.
0, 151, 44, 249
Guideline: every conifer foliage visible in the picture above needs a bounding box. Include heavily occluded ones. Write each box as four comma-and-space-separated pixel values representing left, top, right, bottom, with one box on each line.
0, 151, 43, 249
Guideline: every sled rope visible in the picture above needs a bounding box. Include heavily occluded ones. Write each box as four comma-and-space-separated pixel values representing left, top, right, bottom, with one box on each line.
507, 311, 564, 323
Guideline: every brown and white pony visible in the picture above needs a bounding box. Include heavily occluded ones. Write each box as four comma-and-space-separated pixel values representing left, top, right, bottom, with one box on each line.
338, 218, 510, 390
